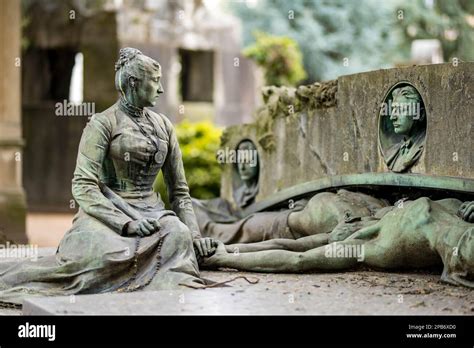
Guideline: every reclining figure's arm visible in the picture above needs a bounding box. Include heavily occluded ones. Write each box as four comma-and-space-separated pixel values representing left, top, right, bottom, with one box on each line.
225, 234, 329, 253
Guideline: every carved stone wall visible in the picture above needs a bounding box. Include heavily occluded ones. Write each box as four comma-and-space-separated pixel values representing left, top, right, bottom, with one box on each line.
220, 63, 473, 205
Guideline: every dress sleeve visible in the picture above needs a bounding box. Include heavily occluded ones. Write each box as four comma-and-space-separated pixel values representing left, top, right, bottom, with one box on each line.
72, 114, 133, 234
161, 120, 201, 239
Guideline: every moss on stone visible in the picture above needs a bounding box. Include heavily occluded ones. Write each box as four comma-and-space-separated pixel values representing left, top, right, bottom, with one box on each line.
251, 80, 338, 153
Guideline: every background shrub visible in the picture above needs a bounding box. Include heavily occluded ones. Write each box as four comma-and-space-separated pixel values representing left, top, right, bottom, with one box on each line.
153, 120, 222, 205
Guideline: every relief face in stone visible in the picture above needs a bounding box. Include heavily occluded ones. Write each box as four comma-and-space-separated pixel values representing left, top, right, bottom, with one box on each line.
232, 140, 259, 208
378, 83, 427, 172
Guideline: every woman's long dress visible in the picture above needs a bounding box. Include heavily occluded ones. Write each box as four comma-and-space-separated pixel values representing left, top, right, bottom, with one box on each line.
0, 101, 206, 305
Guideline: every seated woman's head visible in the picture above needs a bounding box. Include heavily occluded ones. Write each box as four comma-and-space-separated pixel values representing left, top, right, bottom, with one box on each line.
115, 47, 164, 108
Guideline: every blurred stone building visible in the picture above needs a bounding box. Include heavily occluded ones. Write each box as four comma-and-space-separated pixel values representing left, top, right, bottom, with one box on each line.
0, 0, 25, 242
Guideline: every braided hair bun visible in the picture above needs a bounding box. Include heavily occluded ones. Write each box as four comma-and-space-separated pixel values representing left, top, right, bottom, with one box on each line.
114, 47, 161, 97
114, 47, 143, 72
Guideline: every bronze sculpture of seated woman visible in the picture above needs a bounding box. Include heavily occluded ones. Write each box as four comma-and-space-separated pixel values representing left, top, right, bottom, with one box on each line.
0, 48, 216, 306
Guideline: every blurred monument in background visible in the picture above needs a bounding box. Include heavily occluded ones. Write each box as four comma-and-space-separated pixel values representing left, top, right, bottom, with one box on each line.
411, 39, 444, 65
0, 0, 27, 242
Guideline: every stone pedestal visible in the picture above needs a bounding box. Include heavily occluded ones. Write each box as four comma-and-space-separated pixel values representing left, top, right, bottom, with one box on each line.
0, 0, 27, 243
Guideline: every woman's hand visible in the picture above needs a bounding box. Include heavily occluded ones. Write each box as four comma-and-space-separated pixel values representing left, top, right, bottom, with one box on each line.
199, 240, 227, 268
458, 201, 474, 223
125, 218, 161, 237
193, 237, 218, 257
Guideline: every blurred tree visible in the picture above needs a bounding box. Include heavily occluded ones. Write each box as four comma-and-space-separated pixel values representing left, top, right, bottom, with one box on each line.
395, 0, 474, 62
229, 0, 473, 82
243, 31, 307, 86
229, 0, 404, 82
153, 120, 223, 204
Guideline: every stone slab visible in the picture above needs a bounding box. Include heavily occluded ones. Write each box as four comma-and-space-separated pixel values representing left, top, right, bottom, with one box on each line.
1, 249, 472, 315
21, 271, 473, 316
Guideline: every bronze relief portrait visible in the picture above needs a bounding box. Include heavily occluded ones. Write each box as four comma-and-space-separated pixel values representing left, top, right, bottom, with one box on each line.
232, 139, 260, 208
378, 82, 427, 173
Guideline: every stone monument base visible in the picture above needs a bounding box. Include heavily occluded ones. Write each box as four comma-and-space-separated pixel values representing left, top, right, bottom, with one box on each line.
20, 271, 474, 315
0, 249, 472, 315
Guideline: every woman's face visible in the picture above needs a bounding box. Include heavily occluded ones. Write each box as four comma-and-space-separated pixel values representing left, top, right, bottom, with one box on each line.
237, 141, 258, 183
135, 66, 164, 108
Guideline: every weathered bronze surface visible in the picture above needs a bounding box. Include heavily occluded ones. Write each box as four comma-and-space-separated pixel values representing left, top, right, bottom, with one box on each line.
192, 139, 262, 243
197, 71, 474, 287
233, 140, 260, 208
0, 48, 215, 305
379, 83, 426, 172
203, 197, 474, 288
